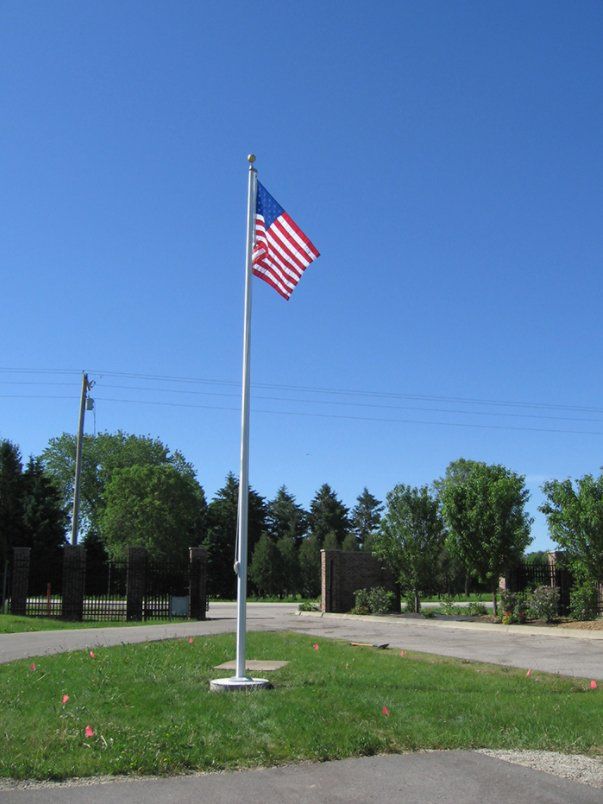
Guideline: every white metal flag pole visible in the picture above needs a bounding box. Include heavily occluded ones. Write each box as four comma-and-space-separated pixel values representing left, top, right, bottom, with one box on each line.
210, 154, 270, 692
234, 154, 257, 680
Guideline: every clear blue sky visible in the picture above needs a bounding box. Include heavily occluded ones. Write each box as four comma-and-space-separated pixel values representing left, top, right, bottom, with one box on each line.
2, 1, 603, 551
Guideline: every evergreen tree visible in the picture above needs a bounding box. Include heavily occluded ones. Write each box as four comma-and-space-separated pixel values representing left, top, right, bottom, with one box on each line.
21, 457, 67, 563
204, 473, 267, 598
0, 440, 25, 566
266, 486, 308, 545
350, 487, 383, 550
298, 534, 321, 597
276, 534, 300, 596
249, 533, 283, 597
323, 530, 340, 550
341, 532, 358, 551
308, 484, 350, 547
81, 528, 109, 564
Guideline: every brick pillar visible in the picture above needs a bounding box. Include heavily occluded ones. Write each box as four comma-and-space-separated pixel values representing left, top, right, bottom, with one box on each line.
321, 549, 335, 612
126, 547, 147, 621
10, 547, 31, 616
547, 551, 559, 586
321, 548, 399, 613
62, 545, 86, 621
189, 547, 207, 620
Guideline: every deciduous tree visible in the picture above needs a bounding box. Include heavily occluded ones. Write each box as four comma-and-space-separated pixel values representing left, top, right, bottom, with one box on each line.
440, 461, 532, 615
41, 430, 195, 539
99, 464, 206, 564
540, 473, 603, 585
372, 484, 445, 612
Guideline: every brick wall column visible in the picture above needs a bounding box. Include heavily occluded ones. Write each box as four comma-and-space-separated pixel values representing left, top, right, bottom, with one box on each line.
321, 549, 399, 613
188, 547, 207, 620
126, 547, 147, 621
10, 547, 31, 615
547, 551, 559, 587
62, 545, 86, 621
321, 549, 327, 612
321, 549, 336, 612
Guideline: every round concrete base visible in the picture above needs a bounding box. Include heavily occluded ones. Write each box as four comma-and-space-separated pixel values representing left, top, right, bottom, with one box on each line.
209, 676, 272, 693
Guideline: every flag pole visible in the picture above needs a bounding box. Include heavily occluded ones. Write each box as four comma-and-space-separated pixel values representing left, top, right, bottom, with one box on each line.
210, 154, 269, 692
234, 153, 257, 680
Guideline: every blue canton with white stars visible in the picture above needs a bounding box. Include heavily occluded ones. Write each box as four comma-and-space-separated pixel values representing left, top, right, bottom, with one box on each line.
256, 181, 285, 229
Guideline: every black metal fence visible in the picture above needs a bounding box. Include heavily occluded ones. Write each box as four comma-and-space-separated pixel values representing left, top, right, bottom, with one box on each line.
144, 560, 189, 620
8, 546, 205, 622
26, 550, 64, 617
83, 555, 128, 621
1, 559, 11, 611
507, 561, 573, 615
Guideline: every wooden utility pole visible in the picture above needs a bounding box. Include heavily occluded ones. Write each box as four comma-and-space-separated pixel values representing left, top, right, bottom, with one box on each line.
70, 371, 90, 546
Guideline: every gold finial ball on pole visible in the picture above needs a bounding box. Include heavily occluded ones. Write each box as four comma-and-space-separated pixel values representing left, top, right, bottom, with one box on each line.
247, 153, 256, 164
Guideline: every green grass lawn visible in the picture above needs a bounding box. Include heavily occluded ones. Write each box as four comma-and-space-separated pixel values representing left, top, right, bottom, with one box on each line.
0, 614, 185, 633
0, 631, 600, 780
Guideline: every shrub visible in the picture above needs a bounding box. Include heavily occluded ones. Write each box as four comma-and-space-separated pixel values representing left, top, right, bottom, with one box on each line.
352, 588, 371, 615
367, 586, 394, 614
569, 582, 599, 621
500, 590, 516, 614
352, 586, 394, 615
515, 591, 528, 622
527, 586, 559, 622
404, 591, 420, 613
466, 602, 488, 617
298, 601, 319, 612
440, 595, 456, 616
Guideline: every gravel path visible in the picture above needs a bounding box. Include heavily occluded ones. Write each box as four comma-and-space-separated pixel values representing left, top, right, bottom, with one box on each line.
478, 750, 603, 788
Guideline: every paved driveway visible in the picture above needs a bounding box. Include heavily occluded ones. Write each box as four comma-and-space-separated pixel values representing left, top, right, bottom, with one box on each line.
1, 605, 601, 802
1, 751, 601, 803
1, 603, 601, 679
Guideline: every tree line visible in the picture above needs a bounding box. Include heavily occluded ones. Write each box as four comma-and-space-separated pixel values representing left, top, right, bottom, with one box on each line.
0, 432, 381, 599
0, 432, 601, 613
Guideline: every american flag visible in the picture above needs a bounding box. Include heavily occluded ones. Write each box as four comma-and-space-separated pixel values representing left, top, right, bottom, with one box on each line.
252, 181, 320, 300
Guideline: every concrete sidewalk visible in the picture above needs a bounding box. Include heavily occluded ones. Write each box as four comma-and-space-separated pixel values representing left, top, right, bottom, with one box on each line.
1, 752, 601, 803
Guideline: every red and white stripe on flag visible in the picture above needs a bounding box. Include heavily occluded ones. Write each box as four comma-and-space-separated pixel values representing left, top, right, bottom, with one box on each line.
252, 181, 320, 300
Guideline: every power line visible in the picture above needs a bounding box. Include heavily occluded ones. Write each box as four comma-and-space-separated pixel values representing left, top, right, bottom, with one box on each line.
91, 395, 603, 437
88, 384, 603, 425
4, 385, 603, 427
2, 389, 603, 436
2, 365, 603, 416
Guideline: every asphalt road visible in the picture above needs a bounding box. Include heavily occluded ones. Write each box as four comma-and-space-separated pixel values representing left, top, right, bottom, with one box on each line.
1, 752, 601, 803
1, 603, 602, 679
